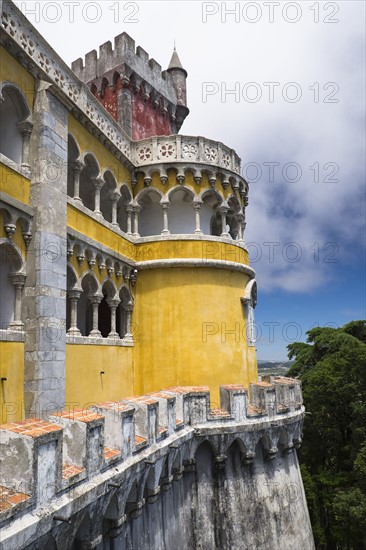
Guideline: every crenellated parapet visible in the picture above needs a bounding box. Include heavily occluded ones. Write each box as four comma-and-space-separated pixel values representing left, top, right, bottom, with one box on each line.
71, 33, 177, 105
71, 33, 189, 139
0, 377, 305, 548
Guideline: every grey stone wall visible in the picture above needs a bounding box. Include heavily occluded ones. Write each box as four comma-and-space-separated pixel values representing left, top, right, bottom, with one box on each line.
23, 80, 68, 418
0, 382, 315, 550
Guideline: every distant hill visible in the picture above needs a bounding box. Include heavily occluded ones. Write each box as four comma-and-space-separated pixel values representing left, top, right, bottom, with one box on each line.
257, 360, 294, 376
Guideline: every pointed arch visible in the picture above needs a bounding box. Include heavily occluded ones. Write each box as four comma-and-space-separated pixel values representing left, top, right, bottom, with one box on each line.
200, 189, 223, 236
117, 285, 134, 339
67, 133, 81, 197
116, 183, 133, 232
136, 188, 164, 237
167, 186, 195, 235
100, 169, 118, 223
77, 271, 101, 336
67, 263, 79, 291
226, 194, 241, 239
80, 153, 101, 211
100, 77, 109, 99
0, 240, 25, 330
0, 82, 32, 165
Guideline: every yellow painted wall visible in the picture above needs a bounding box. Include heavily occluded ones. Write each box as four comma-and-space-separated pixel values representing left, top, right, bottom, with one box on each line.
136, 239, 249, 265
133, 267, 257, 405
0, 342, 24, 423
66, 344, 134, 406
68, 115, 131, 183
0, 46, 34, 107
67, 205, 135, 262
0, 164, 31, 205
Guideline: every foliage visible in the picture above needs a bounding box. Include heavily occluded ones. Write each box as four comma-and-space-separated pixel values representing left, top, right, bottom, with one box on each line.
287, 321, 366, 550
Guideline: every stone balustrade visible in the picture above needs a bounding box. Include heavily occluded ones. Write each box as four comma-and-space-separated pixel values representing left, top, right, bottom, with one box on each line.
132, 135, 241, 175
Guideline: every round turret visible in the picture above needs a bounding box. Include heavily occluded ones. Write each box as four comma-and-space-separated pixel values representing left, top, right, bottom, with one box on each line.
167, 47, 189, 131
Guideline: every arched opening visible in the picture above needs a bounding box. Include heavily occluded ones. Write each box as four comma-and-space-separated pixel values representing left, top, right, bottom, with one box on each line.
138, 189, 163, 237
80, 154, 100, 212
67, 134, 81, 198
0, 83, 31, 165
99, 279, 118, 338
72, 514, 93, 550
124, 480, 140, 517
100, 170, 117, 223
0, 241, 24, 330
168, 188, 195, 234
66, 264, 78, 332
201, 190, 222, 235
0, 248, 15, 329
77, 273, 99, 336
118, 185, 132, 233
227, 195, 241, 239
117, 286, 133, 340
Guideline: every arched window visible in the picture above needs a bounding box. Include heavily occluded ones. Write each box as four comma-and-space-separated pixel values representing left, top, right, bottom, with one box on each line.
201, 190, 222, 235
168, 187, 195, 234
117, 286, 134, 341
98, 279, 119, 338
0, 83, 32, 166
79, 154, 100, 212
0, 240, 25, 331
77, 273, 100, 336
118, 184, 133, 233
227, 195, 241, 239
137, 189, 164, 237
100, 171, 117, 223
67, 134, 82, 199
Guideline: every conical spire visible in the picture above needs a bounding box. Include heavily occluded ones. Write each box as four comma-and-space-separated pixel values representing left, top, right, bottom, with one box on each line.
167, 47, 187, 77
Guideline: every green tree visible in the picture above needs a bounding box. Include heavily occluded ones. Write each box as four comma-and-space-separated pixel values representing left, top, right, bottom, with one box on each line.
287, 321, 366, 550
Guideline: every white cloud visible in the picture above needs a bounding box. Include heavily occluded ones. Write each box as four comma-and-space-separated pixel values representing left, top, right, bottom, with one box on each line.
19, 0, 365, 293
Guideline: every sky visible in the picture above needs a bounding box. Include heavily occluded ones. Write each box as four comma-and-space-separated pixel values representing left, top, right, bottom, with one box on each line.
16, 0, 366, 360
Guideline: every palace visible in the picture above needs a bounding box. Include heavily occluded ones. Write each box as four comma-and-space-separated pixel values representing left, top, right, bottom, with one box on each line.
0, 1, 314, 548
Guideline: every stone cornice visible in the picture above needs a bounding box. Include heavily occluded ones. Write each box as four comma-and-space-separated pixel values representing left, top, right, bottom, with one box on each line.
67, 227, 136, 267
136, 259, 255, 278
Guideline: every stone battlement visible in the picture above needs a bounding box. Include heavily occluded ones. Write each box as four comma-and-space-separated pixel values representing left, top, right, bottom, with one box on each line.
0, 378, 303, 540
71, 32, 177, 104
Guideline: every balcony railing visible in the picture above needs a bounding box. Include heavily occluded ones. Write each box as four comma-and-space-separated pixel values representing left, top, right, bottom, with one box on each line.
132, 135, 241, 174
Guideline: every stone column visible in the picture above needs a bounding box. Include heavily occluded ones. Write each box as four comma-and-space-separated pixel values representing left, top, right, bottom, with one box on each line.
89, 295, 102, 337
92, 178, 104, 217
9, 273, 26, 330
123, 303, 134, 343
193, 200, 203, 234
24, 80, 68, 418
67, 289, 81, 336
133, 205, 141, 238
17, 119, 33, 170
218, 205, 229, 237
107, 299, 120, 339
110, 191, 120, 228
161, 200, 170, 235
71, 160, 84, 202
126, 205, 133, 236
